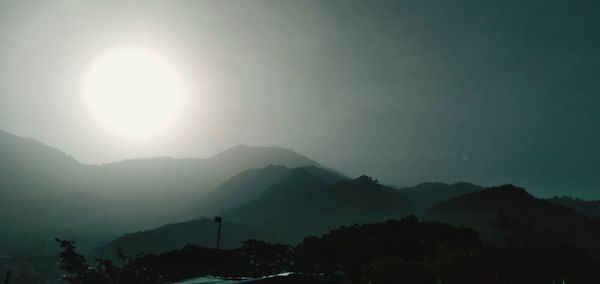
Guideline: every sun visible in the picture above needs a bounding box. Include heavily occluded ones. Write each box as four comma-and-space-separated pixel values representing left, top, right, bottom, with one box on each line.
82, 46, 185, 139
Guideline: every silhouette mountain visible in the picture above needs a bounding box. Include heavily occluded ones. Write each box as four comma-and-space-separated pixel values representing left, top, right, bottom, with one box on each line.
8, 127, 600, 281
92, 218, 274, 258
174, 166, 484, 244
426, 185, 600, 254
210, 167, 482, 241
91, 166, 599, 264
222, 170, 412, 243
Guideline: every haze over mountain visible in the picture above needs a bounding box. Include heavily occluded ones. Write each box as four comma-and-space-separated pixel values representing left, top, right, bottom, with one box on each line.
4, 127, 600, 259
93, 166, 484, 254
4, 128, 600, 283
98, 164, 600, 260
0, 130, 319, 253
0, 129, 495, 257
222, 169, 483, 242
99, 165, 479, 248
1, 1, 599, 282
192, 165, 343, 216
1, 1, 599, 199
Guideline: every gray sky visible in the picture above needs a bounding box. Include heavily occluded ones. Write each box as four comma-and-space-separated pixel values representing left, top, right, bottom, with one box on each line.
1, 0, 599, 198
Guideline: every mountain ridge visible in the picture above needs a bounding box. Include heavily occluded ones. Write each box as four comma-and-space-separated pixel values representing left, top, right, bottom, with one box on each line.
0, 130, 322, 253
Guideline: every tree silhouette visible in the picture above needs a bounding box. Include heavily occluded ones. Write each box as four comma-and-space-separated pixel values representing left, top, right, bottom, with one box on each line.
55, 238, 88, 284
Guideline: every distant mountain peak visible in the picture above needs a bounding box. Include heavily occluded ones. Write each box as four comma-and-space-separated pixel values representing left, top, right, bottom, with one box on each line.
0, 129, 79, 165
208, 145, 320, 169
354, 175, 379, 185
212, 144, 301, 157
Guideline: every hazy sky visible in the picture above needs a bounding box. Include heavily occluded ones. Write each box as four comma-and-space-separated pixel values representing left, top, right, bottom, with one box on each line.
1, 0, 599, 197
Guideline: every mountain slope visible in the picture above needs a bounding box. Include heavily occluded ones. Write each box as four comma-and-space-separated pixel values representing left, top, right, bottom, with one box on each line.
194, 165, 294, 216
0, 130, 320, 253
224, 172, 413, 243
426, 185, 600, 253
93, 218, 274, 258
88, 145, 320, 196
0, 130, 82, 199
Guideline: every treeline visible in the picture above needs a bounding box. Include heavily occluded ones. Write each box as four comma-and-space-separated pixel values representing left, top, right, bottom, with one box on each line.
56, 216, 600, 284
56, 239, 295, 284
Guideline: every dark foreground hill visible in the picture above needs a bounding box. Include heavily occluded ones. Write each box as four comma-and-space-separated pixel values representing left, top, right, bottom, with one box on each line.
427, 185, 600, 254
58, 216, 600, 284
221, 167, 483, 243
93, 218, 275, 258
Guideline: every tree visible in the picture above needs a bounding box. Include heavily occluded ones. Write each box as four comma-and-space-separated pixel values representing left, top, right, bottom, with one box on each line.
54, 238, 88, 284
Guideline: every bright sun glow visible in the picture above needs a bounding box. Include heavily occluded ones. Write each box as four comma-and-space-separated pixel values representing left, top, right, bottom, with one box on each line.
82, 46, 185, 139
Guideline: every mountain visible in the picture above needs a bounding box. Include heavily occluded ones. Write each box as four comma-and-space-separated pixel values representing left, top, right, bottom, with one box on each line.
0, 130, 319, 253
195, 165, 347, 216
101, 168, 479, 252
189, 165, 486, 244
0, 131, 107, 240
208, 145, 320, 170
426, 185, 600, 254
93, 218, 274, 258
548, 196, 600, 218
80, 146, 321, 232
193, 165, 295, 216
223, 170, 413, 243
96, 166, 345, 256
90, 145, 319, 197
0, 130, 82, 199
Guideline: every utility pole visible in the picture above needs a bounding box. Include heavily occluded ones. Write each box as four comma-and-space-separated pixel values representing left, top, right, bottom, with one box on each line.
4, 270, 11, 284
214, 216, 222, 249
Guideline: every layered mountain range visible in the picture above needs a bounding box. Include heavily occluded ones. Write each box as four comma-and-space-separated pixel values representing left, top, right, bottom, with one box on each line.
1, 129, 600, 261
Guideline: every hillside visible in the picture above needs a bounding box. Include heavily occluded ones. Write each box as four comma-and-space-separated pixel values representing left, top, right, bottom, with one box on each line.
426, 185, 600, 254
0, 130, 319, 253
93, 218, 274, 258
186, 166, 484, 244
0, 130, 82, 199
194, 165, 295, 216
90, 145, 319, 196
224, 172, 413, 243
96, 168, 487, 254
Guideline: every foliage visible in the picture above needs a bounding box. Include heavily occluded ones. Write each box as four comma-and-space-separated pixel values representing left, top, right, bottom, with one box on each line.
56, 216, 600, 284
55, 238, 87, 284
240, 240, 293, 276
293, 215, 600, 283
56, 239, 294, 283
